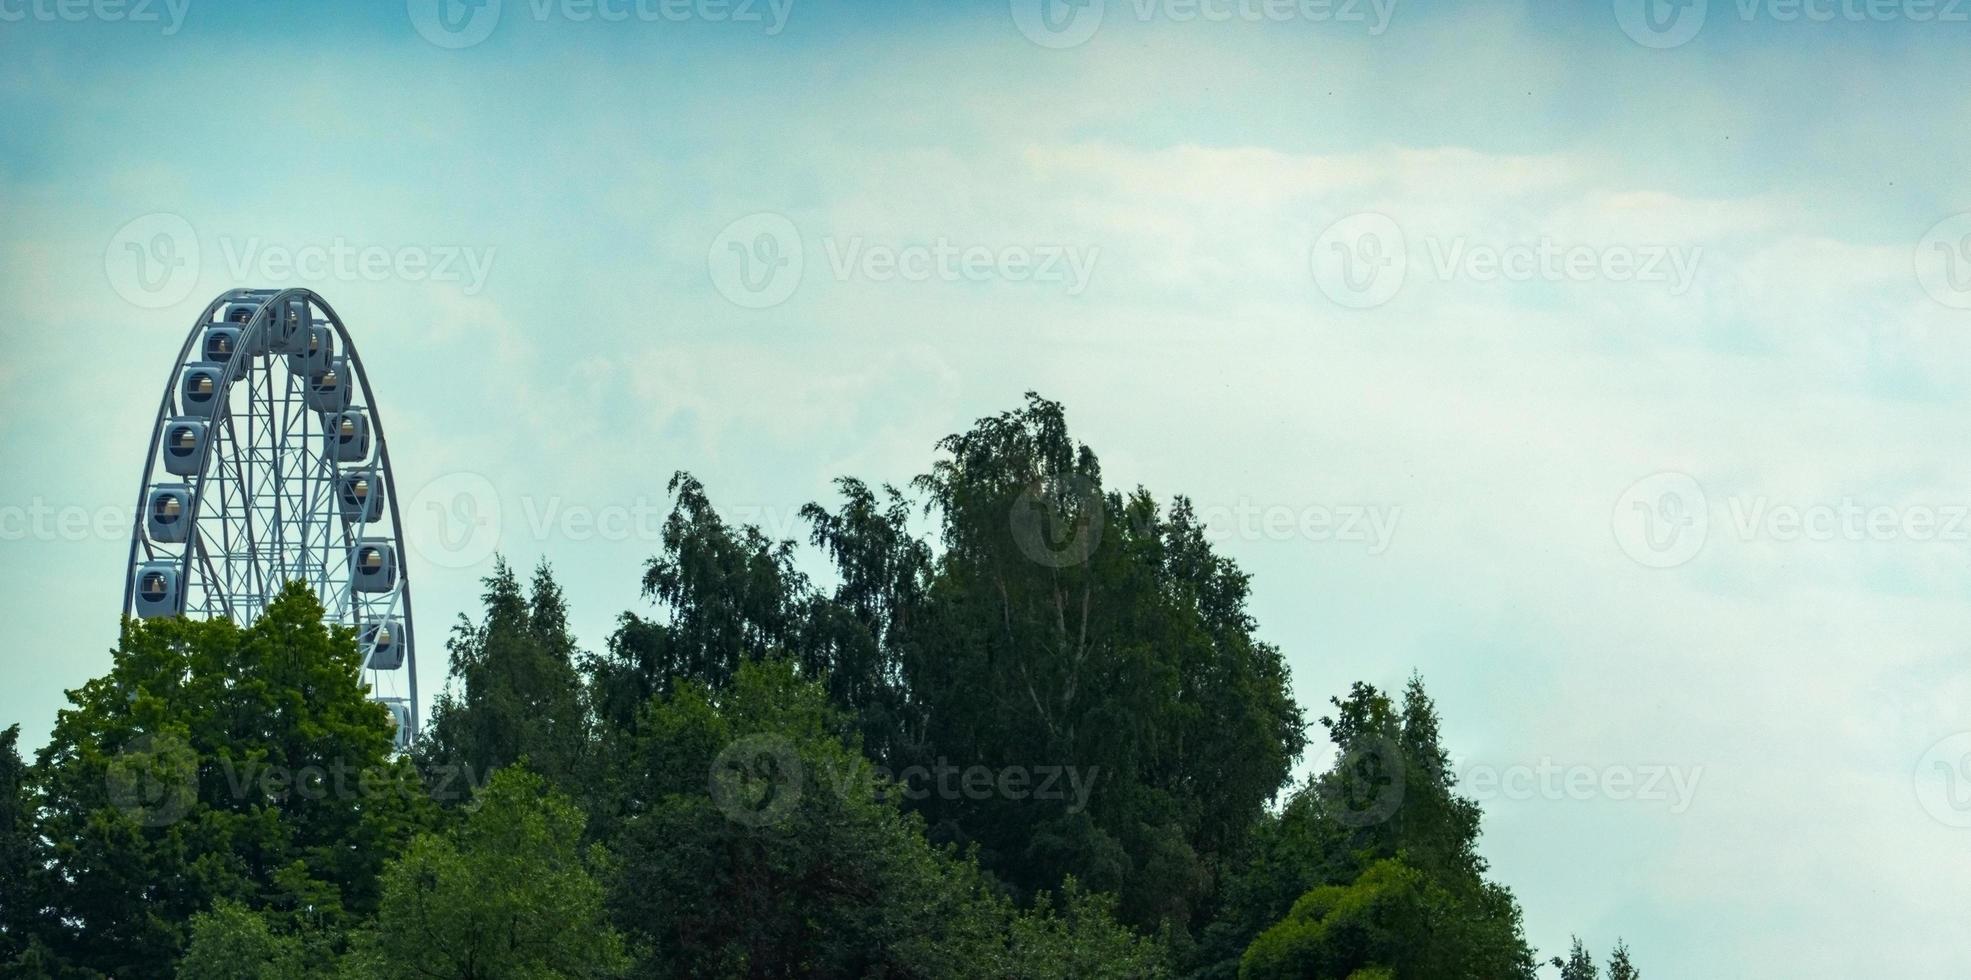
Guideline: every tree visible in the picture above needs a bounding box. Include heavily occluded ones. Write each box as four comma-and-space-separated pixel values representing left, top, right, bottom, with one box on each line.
418, 559, 589, 800
605, 657, 1164, 979
0, 725, 38, 967
899, 394, 1305, 928
179, 902, 307, 980
1004, 879, 1170, 980
27, 584, 428, 979
341, 766, 629, 980
592, 472, 813, 725
1555, 936, 1599, 980
1607, 939, 1640, 980
796, 477, 932, 765
588, 398, 1304, 934
1194, 677, 1534, 979
1239, 858, 1451, 979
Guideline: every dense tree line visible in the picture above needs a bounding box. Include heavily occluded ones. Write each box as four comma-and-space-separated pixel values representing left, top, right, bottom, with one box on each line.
0, 394, 1637, 978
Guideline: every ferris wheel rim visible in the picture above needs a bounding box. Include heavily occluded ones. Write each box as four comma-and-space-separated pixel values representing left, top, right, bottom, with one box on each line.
122, 288, 420, 739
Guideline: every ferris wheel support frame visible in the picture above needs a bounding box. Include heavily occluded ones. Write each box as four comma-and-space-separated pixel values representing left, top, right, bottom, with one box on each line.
121, 287, 420, 737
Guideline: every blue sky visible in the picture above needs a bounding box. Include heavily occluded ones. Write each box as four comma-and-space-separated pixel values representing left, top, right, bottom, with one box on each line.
6, 1, 1971, 975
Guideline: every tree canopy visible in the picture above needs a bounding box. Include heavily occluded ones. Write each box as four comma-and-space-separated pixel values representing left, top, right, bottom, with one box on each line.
2, 393, 1636, 980
16, 584, 428, 978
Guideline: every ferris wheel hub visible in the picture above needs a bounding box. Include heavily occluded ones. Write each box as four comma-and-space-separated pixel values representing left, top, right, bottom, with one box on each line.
122, 288, 419, 746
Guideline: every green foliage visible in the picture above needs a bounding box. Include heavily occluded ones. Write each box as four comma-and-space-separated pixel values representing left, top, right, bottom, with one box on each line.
1238, 854, 1534, 980
4, 393, 1629, 980
419, 559, 588, 800
1555, 936, 1600, 980
1238, 859, 1436, 979
901, 395, 1306, 928
1608, 939, 1640, 980
590, 472, 814, 730
1004, 878, 1170, 979
606, 656, 1164, 979
594, 395, 1304, 932
1549, 936, 1641, 980
1194, 677, 1535, 979
179, 902, 307, 980
342, 766, 629, 980
795, 476, 931, 765
0, 724, 37, 967
25, 583, 428, 978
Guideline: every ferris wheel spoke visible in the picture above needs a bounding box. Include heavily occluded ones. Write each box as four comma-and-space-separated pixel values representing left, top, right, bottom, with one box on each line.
126, 289, 419, 747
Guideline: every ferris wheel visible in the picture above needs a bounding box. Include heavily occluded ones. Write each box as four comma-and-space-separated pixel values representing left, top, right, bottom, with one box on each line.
123, 288, 419, 745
